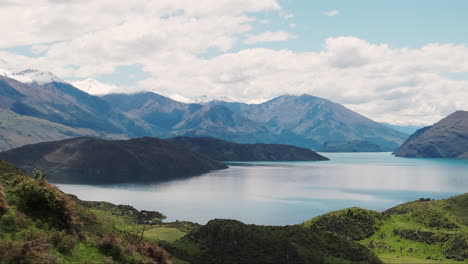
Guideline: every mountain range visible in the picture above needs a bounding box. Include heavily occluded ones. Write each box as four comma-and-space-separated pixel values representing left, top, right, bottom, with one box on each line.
0, 60, 409, 152
207, 95, 408, 150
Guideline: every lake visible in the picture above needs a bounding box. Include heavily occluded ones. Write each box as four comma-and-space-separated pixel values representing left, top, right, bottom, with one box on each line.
56, 153, 468, 225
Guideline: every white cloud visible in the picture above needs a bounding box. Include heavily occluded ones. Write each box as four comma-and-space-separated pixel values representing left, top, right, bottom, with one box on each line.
136, 37, 468, 125
324, 10, 339, 16
280, 11, 294, 19
1, 1, 468, 125
0, 0, 281, 48
244, 31, 295, 45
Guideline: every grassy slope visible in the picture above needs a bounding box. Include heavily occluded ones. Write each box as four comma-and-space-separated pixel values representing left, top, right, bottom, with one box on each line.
0, 160, 172, 264
303, 195, 468, 263
168, 219, 382, 264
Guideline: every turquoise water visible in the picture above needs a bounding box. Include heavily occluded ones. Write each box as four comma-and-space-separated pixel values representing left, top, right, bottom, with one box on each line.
56, 153, 468, 225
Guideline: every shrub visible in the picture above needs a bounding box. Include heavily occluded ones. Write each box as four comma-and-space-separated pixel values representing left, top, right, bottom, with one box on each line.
51, 230, 77, 253
0, 185, 9, 216
99, 235, 126, 261
32, 168, 46, 180
0, 241, 21, 262
0, 238, 58, 264
135, 242, 172, 264
10, 177, 83, 232
20, 237, 58, 264
0, 210, 25, 233
444, 234, 468, 261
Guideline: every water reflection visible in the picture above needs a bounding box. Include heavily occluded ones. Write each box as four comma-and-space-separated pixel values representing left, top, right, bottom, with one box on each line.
57, 153, 468, 225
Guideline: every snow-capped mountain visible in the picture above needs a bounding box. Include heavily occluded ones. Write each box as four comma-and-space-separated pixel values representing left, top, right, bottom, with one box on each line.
192, 95, 235, 103
156, 92, 194, 104
0, 59, 63, 84
68, 78, 118, 95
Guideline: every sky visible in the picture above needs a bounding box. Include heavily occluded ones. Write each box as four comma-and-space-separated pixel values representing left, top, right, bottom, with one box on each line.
0, 0, 468, 125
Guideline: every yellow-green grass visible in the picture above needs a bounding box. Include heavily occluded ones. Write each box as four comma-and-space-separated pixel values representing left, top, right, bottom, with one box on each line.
379, 254, 463, 264
90, 208, 188, 243
143, 227, 186, 242
59, 242, 110, 263
360, 214, 467, 263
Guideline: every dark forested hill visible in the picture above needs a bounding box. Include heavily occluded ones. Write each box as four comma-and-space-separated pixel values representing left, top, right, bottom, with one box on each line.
166, 136, 329, 161
321, 140, 383, 152
0, 137, 227, 184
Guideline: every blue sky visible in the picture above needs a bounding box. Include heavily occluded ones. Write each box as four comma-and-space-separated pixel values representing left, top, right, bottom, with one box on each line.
0, 0, 467, 125
236, 0, 468, 52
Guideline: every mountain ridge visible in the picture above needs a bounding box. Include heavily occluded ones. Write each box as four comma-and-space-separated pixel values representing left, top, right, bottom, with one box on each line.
166, 136, 329, 161
394, 111, 468, 158
207, 94, 409, 150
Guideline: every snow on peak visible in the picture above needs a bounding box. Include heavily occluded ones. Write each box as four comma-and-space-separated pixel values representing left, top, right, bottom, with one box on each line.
68, 78, 118, 95
0, 59, 63, 84
192, 95, 235, 103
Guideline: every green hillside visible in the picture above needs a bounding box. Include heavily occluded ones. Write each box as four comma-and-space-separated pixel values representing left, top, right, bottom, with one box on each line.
303, 195, 468, 263
0, 160, 172, 264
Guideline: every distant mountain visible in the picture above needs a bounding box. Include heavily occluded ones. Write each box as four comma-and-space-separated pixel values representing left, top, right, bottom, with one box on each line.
381, 123, 424, 135
394, 111, 468, 158
68, 78, 117, 95
322, 140, 383, 152
0, 75, 160, 137
209, 94, 408, 151
0, 137, 227, 184
102, 92, 194, 130
0, 59, 63, 84
170, 105, 277, 143
0, 109, 126, 151
166, 137, 329, 161
102, 92, 277, 144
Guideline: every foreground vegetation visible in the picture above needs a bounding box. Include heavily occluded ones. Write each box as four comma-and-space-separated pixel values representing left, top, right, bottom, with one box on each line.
0, 160, 172, 263
303, 196, 468, 263
0, 159, 466, 263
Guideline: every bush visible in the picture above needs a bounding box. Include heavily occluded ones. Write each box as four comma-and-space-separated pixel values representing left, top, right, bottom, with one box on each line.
20, 237, 58, 264
0, 238, 58, 264
51, 230, 77, 253
305, 207, 383, 240
99, 235, 126, 261
0, 210, 26, 233
0, 185, 9, 216
444, 234, 468, 261
0, 241, 22, 263
9, 177, 83, 232
135, 242, 172, 264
